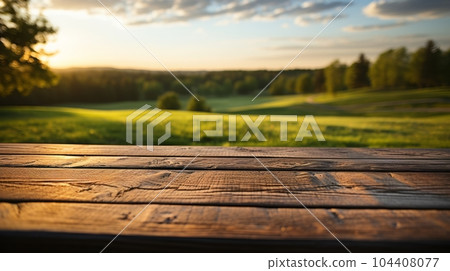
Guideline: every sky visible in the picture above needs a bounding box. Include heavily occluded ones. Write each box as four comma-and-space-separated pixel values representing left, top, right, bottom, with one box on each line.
32, 0, 450, 71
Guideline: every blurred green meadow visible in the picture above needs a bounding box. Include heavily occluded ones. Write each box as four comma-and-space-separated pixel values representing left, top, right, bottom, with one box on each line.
1, 87, 449, 148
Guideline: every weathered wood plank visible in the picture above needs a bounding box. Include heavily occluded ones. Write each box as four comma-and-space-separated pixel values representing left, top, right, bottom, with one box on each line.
1, 143, 448, 252
0, 202, 449, 251
1, 168, 449, 208
1, 143, 449, 159
1, 155, 449, 171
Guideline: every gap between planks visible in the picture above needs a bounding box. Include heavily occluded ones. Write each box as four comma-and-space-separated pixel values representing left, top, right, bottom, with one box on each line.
1, 143, 449, 159
1, 155, 449, 172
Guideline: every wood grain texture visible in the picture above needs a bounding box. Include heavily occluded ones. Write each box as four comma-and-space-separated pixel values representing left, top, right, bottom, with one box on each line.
1, 168, 449, 208
1, 155, 449, 171
0, 202, 449, 249
0, 143, 449, 252
1, 143, 449, 159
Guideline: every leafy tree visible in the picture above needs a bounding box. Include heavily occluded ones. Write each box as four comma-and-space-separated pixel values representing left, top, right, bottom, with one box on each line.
284, 76, 296, 94
137, 79, 163, 100
268, 76, 287, 95
199, 80, 219, 96
233, 80, 246, 95
0, 0, 57, 96
441, 48, 450, 86
220, 78, 233, 96
244, 75, 258, 93
295, 73, 313, 93
345, 53, 370, 89
234, 75, 258, 95
370, 47, 409, 89
169, 79, 186, 94
186, 96, 211, 112
409, 40, 442, 87
147, 80, 164, 98
324, 60, 347, 95
313, 69, 326, 92
157, 91, 180, 110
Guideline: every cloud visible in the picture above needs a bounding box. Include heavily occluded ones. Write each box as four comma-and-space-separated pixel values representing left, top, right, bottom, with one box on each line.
48, 0, 123, 10
278, 1, 349, 17
343, 21, 407, 32
364, 0, 450, 20
260, 34, 450, 67
266, 34, 450, 53
295, 13, 346, 26
134, 0, 176, 14
43, 0, 349, 25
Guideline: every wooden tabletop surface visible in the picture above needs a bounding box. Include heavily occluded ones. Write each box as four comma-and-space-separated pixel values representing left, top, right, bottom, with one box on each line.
0, 143, 449, 252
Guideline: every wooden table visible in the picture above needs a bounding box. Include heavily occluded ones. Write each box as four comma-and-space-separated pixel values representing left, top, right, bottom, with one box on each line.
0, 143, 449, 252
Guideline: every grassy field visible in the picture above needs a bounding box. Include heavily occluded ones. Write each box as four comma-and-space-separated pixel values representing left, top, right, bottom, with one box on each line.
1, 88, 449, 147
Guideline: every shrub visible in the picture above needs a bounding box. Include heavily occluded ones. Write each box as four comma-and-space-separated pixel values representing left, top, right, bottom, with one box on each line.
157, 91, 181, 109
186, 96, 211, 112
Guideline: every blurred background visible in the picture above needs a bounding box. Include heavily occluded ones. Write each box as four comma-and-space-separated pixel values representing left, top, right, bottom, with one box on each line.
1, 0, 449, 147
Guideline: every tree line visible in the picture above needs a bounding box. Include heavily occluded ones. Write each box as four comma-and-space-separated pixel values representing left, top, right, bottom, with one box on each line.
1, 1, 449, 106
322, 40, 450, 95
0, 69, 310, 105
292, 40, 449, 96
1, 40, 449, 106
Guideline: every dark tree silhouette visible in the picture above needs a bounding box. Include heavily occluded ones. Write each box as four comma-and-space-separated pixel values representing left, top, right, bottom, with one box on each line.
345, 53, 370, 89
442, 48, 450, 86
313, 69, 326, 92
0, 0, 57, 96
268, 75, 287, 95
295, 73, 313, 93
409, 40, 442, 87
234, 75, 258, 95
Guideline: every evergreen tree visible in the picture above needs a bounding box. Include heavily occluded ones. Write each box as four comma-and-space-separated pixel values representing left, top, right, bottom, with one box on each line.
409, 40, 442, 87
441, 49, 450, 86
345, 53, 370, 89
